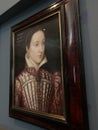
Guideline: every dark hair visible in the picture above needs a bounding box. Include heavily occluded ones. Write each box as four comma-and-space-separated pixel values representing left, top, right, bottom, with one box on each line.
25, 26, 46, 49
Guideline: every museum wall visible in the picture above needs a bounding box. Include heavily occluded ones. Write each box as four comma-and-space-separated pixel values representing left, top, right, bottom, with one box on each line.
0, 0, 98, 130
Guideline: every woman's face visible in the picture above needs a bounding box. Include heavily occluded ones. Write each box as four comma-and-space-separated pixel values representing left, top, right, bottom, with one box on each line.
26, 30, 45, 65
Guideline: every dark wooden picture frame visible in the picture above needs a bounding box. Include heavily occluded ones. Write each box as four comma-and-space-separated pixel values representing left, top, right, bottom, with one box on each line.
9, 0, 89, 130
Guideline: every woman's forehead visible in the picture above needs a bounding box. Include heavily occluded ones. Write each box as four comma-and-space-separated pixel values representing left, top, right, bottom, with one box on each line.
31, 30, 45, 40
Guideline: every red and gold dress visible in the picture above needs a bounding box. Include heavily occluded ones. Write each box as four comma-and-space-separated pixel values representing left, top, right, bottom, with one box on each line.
15, 55, 63, 115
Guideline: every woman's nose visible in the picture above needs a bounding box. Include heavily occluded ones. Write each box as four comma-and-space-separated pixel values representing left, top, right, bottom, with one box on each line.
39, 44, 44, 52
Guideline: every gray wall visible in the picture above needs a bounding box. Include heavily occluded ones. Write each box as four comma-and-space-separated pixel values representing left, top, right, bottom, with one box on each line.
0, 0, 98, 130
79, 0, 98, 130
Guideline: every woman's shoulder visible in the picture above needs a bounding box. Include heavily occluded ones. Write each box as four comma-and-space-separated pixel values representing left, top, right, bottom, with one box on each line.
40, 62, 61, 74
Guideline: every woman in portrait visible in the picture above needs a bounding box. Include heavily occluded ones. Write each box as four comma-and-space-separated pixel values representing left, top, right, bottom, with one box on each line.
15, 26, 63, 116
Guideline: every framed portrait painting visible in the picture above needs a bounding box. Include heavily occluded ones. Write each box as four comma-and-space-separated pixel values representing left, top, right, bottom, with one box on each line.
9, 0, 89, 130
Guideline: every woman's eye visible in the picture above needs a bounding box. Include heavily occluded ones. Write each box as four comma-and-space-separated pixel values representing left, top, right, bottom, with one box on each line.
33, 42, 39, 47
35, 43, 38, 46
